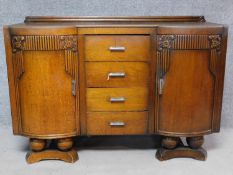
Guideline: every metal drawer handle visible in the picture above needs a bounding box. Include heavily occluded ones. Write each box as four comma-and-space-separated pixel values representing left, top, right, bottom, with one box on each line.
107, 72, 125, 80
71, 80, 76, 96
109, 121, 125, 126
109, 46, 125, 52
109, 97, 125, 103
159, 78, 165, 95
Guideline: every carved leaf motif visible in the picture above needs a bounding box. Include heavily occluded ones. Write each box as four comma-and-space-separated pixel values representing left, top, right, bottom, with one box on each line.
209, 35, 221, 51
158, 35, 175, 51
12, 36, 25, 52
60, 36, 77, 51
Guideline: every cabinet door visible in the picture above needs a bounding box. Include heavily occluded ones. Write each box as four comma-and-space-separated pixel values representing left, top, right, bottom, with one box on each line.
156, 34, 226, 136
6, 33, 79, 138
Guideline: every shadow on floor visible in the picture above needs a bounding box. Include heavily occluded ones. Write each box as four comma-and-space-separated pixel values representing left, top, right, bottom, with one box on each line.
75, 135, 162, 150
20, 135, 162, 151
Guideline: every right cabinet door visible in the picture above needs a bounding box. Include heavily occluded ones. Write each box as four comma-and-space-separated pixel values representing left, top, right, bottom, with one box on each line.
156, 33, 226, 136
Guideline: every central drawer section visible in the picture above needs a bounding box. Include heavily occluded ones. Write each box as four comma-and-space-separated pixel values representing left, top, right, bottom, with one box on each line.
85, 35, 150, 135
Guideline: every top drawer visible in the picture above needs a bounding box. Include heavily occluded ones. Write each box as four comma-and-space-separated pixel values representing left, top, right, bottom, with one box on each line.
85, 35, 150, 61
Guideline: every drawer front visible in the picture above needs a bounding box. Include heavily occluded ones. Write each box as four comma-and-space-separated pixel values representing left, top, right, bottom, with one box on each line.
86, 62, 149, 87
87, 111, 148, 135
86, 87, 148, 111
85, 35, 150, 61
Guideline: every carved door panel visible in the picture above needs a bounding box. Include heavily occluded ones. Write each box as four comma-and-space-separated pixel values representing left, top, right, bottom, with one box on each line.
11, 35, 79, 138
156, 34, 223, 136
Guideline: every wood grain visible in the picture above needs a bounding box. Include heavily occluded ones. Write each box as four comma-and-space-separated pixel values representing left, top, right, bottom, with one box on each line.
87, 111, 148, 135
85, 35, 150, 61
3, 17, 228, 163
25, 16, 206, 22
86, 62, 149, 87
158, 50, 214, 135
3, 26, 21, 134
86, 87, 149, 111
19, 51, 77, 138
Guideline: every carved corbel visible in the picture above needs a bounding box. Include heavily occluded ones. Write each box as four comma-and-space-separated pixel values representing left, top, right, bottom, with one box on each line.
209, 35, 221, 51
12, 36, 26, 80
208, 35, 222, 76
12, 36, 25, 53
60, 36, 77, 52
156, 35, 175, 95
60, 36, 78, 79
157, 35, 175, 77
158, 35, 176, 51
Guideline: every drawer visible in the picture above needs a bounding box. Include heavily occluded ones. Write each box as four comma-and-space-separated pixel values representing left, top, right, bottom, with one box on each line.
86, 62, 149, 87
86, 87, 148, 111
87, 111, 148, 135
85, 35, 150, 61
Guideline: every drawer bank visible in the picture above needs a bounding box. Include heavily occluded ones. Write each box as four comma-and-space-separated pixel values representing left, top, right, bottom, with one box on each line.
3, 16, 228, 163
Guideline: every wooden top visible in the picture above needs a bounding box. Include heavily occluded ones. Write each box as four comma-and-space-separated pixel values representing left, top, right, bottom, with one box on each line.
9, 16, 224, 28
24, 16, 206, 22
6, 16, 225, 35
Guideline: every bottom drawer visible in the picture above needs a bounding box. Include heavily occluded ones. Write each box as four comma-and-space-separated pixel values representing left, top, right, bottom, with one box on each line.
87, 112, 148, 135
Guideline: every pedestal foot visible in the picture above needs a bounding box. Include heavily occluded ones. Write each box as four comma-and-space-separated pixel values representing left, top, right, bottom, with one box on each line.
156, 136, 207, 161
26, 148, 78, 164
156, 147, 206, 161
26, 138, 78, 164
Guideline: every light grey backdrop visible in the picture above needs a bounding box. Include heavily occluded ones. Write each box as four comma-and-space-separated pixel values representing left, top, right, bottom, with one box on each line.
0, 0, 232, 127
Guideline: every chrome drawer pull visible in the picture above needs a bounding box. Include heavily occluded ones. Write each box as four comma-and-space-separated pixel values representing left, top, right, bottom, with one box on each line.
159, 78, 165, 95
109, 122, 125, 126
107, 72, 125, 80
109, 97, 125, 103
109, 46, 125, 51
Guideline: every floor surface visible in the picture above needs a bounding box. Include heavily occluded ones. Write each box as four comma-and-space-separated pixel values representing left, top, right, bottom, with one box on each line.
1, 125, 233, 175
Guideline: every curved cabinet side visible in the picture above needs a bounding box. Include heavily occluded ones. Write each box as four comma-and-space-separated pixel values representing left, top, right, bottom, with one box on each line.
155, 27, 227, 137
4, 26, 20, 134
4, 26, 80, 139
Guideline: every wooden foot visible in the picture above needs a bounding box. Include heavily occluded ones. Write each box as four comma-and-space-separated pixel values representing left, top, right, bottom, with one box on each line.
156, 136, 207, 161
156, 147, 206, 161
26, 138, 78, 164
26, 148, 78, 164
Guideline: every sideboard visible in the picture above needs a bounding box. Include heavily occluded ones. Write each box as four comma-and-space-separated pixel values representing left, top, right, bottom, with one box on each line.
3, 16, 228, 163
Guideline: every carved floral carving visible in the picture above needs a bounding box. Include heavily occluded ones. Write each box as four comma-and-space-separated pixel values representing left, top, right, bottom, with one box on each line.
209, 35, 221, 51
12, 36, 25, 52
158, 35, 175, 51
60, 36, 77, 51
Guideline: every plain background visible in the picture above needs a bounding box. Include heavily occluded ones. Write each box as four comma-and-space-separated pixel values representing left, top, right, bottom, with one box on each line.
0, 1, 233, 175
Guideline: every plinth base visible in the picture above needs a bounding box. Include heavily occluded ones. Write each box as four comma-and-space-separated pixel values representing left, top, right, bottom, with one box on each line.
156, 146, 207, 161
26, 148, 78, 164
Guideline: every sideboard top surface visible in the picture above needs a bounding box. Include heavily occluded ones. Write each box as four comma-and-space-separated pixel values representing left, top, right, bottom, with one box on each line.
5, 16, 226, 36
7, 16, 224, 28
24, 16, 206, 22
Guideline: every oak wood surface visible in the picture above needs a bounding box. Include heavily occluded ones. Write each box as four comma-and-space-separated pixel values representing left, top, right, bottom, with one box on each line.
158, 50, 214, 135
3, 16, 228, 162
10, 26, 77, 35
3, 27, 20, 134
78, 28, 155, 34
4, 17, 227, 138
19, 51, 77, 137
77, 35, 87, 135
26, 148, 78, 164
156, 136, 206, 161
86, 62, 149, 87
86, 87, 148, 111
212, 27, 228, 132
86, 111, 148, 135
85, 35, 150, 61
25, 16, 206, 22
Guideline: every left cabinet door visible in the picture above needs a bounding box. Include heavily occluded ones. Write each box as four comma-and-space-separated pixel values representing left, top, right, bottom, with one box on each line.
4, 27, 79, 138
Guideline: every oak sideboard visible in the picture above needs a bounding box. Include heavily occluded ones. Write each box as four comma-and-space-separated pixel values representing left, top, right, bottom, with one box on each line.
3, 16, 228, 163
